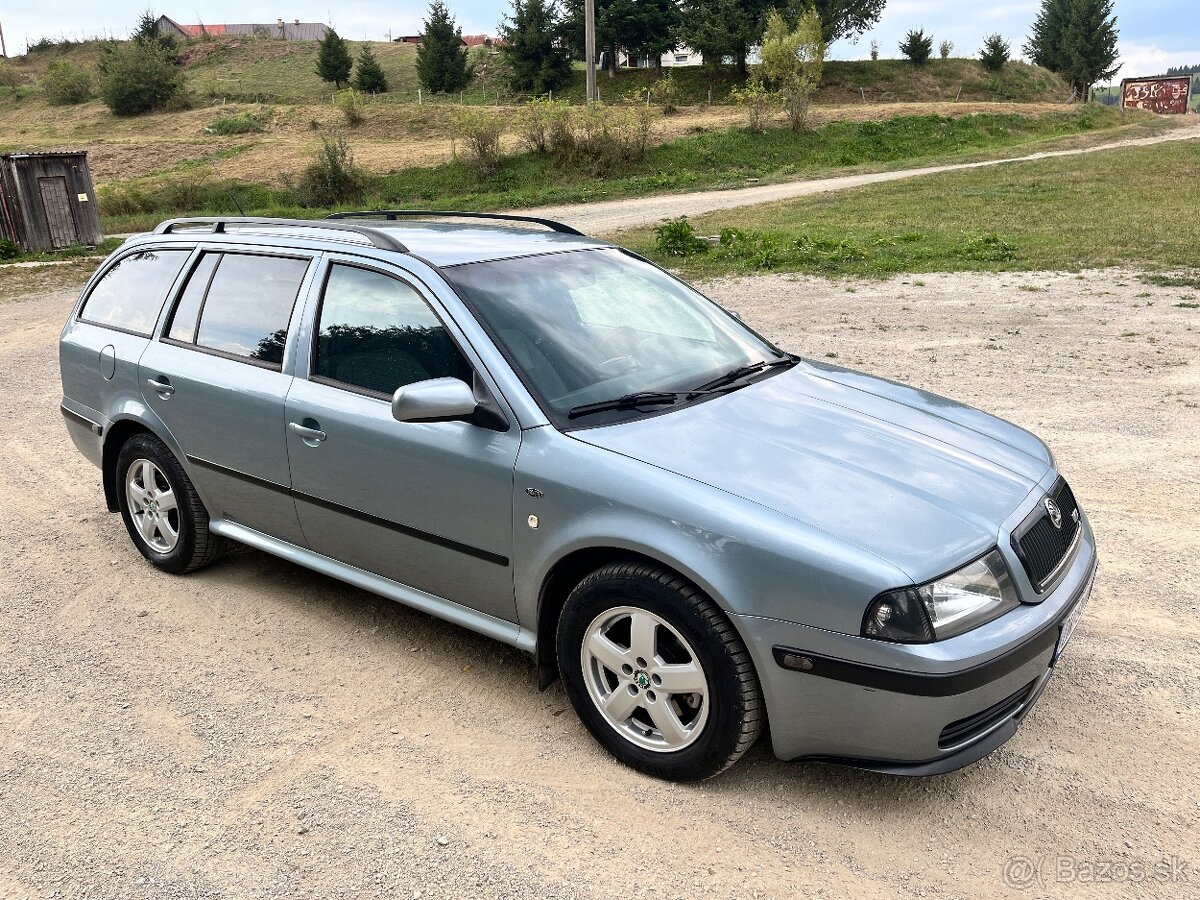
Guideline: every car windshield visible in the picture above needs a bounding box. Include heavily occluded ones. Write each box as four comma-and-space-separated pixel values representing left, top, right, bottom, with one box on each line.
444, 249, 787, 425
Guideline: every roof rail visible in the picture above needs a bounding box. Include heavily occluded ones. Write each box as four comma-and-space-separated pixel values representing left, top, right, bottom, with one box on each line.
325, 210, 585, 237
153, 217, 409, 252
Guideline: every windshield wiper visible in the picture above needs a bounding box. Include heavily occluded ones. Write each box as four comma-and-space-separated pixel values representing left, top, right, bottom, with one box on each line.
567, 391, 705, 420
691, 355, 797, 394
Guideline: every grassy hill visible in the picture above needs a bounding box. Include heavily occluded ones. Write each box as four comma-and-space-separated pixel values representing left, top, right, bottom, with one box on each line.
4, 36, 1070, 106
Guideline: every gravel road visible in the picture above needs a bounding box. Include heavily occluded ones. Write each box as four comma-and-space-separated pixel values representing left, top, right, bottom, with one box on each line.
1, 267, 1197, 898
524, 124, 1200, 233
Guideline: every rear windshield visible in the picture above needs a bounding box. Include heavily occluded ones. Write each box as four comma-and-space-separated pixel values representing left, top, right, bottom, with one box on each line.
79, 249, 190, 336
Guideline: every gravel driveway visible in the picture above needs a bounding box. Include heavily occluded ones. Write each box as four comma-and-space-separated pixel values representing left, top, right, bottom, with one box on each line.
0, 267, 1197, 898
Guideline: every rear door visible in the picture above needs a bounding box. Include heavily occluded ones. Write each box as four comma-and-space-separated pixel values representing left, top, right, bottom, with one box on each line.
139, 246, 317, 545
284, 257, 521, 622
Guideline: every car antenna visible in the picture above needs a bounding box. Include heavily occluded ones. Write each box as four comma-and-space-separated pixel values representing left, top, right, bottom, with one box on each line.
227, 190, 246, 216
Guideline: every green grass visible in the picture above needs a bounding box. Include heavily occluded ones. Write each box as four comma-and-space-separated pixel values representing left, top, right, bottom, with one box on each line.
615, 139, 1200, 278
0, 238, 122, 265
98, 107, 1133, 232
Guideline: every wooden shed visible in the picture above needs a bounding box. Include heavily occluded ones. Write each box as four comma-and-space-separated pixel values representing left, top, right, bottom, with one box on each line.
0, 151, 104, 253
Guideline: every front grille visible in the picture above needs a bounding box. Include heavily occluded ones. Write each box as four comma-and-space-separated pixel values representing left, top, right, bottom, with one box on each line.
1013, 479, 1081, 592
939, 681, 1036, 749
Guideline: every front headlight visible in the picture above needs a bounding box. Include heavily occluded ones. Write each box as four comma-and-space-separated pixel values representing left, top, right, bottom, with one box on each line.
862, 549, 1020, 643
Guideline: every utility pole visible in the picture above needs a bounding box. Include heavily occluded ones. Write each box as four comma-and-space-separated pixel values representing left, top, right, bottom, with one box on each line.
0, 19, 8, 58
584, 0, 597, 103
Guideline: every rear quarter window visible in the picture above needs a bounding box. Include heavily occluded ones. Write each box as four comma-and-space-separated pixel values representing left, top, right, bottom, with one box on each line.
79, 249, 191, 336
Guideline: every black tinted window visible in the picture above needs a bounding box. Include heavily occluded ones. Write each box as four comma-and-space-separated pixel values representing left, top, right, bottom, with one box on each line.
80, 249, 189, 335
314, 265, 471, 396
195, 254, 308, 366
167, 252, 219, 343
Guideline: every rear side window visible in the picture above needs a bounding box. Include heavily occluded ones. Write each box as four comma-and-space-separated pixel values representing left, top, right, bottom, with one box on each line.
79, 249, 190, 336
166, 253, 309, 367
313, 264, 472, 396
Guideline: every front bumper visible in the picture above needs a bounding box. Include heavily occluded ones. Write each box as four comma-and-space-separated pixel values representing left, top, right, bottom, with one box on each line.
735, 534, 1097, 774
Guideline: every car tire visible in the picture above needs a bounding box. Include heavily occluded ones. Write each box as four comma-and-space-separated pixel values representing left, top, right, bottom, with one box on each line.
558, 560, 764, 781
115, 433, 225, 574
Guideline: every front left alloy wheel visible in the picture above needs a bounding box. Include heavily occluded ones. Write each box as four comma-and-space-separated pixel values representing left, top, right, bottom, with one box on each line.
558, 560, 764, 781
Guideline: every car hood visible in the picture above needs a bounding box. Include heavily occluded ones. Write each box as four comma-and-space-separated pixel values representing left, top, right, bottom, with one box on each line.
571, 361, 1053, 582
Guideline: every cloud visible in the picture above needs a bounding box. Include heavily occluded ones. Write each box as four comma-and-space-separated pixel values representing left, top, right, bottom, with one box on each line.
1113, 42, 1200, 82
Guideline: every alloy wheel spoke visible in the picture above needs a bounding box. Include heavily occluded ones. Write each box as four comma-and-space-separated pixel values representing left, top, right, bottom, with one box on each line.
155, 489, 177, 514
140, 460, 156, 493
127, 482, 150, 509
654, 661, 706, 696
603, 685, 640, 722
137, 512, 157, 542
648, 700, 689, 747
587, 631, 631, 677
628, 611, 657, 663
158, 515, 178, 545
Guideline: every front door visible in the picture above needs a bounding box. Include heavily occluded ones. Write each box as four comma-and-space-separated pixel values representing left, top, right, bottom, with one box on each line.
284, 259, 520, 623
38, 176, 79, 248
140, 248, 314, 546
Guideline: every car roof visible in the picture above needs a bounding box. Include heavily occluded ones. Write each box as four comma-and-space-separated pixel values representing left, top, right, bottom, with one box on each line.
140, 215, 611, 268
369, 221, 610, 267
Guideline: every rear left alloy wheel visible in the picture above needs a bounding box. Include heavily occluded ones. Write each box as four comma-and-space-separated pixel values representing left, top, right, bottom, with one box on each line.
116, 433, 225, 574
558, 561, 764, 781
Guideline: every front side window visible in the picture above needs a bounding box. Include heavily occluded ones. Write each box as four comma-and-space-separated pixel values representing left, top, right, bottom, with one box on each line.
191, 254, 309, 366
444, 249, 781, 424
313, 264, 472, 397
79, 249, 190, 335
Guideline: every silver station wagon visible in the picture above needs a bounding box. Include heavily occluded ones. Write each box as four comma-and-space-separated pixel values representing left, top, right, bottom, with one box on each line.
60, 212, 1097, 781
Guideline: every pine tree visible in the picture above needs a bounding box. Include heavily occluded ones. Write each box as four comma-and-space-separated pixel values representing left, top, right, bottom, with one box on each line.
499, 0, 572, 94
899, 28, 933, 66
316, 30, 353, 89
1024, 0, 1070, 69
417, 0, 473, 93
354, 44, 389, 93
979, 34, 1011, 72
132, 7, 178, 60
1025, 0, 1118, 98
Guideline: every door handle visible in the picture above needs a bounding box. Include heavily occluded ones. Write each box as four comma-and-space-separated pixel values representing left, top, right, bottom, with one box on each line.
289, 421, 327, 443
147, 377, 174, 397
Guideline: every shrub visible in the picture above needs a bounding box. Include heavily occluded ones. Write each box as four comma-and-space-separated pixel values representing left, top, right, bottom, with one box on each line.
729, 77, 775, 133
900, 29, 934, 66
453, 108, 505, 176
207, 111, 269, 134
517, 97, 572, 154
0, 61, 23, 92
980, 34, 1011, 72
939, 40, 954, 60
654, 218, 708, 257
98, 41, 183, 115
335, 88, 364, 127
574, 103, 654, 175
295, 132, 371, 206
41, 61, 93, 105
0, 239, 20, 260
869, 40, 879, 61
648, 72, 680, 113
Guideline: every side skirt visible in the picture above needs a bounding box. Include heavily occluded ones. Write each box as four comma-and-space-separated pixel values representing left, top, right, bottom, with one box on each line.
209, 519, 536, 653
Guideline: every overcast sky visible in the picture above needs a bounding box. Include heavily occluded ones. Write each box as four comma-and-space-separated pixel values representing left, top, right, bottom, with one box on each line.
2, 1, 1196, 83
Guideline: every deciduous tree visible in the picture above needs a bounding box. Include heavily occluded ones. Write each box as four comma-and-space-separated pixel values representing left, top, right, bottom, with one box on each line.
759, 7, 825, 131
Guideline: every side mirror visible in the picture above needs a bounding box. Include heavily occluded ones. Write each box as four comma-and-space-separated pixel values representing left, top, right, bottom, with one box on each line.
391, 377, 478, 423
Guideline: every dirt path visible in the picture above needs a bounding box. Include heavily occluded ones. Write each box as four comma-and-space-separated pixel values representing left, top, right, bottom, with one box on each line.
0, 266, 1196, 898
526, 124, 1200, 234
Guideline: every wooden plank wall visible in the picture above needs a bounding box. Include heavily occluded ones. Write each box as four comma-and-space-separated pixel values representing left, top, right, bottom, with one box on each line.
0, 153, 104, 252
